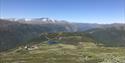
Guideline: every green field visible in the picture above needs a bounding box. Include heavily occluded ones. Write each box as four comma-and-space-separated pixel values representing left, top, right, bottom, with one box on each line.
1, 42, 125, 63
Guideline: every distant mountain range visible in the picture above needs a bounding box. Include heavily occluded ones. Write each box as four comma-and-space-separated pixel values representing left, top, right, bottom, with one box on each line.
0, 18, 125, 51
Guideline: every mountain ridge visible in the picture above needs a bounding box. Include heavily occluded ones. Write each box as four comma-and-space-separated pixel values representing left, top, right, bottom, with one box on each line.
0, 18, 125, 51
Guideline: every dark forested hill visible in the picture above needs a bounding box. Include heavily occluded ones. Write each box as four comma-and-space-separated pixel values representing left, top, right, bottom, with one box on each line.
85, 26, 125, 47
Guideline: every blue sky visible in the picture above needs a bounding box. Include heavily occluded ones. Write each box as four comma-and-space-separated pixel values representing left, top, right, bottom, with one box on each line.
0, 0, 125, 23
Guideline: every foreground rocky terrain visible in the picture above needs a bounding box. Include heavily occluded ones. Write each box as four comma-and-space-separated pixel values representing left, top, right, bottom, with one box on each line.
1, 43, 125, 63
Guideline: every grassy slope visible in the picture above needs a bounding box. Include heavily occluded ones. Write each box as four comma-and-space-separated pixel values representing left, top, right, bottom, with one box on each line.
1, 43, 125, 63
1, 32, 125, 63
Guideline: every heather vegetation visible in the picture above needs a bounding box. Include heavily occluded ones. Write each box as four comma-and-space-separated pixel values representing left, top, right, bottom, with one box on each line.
1, 43, 125, 63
